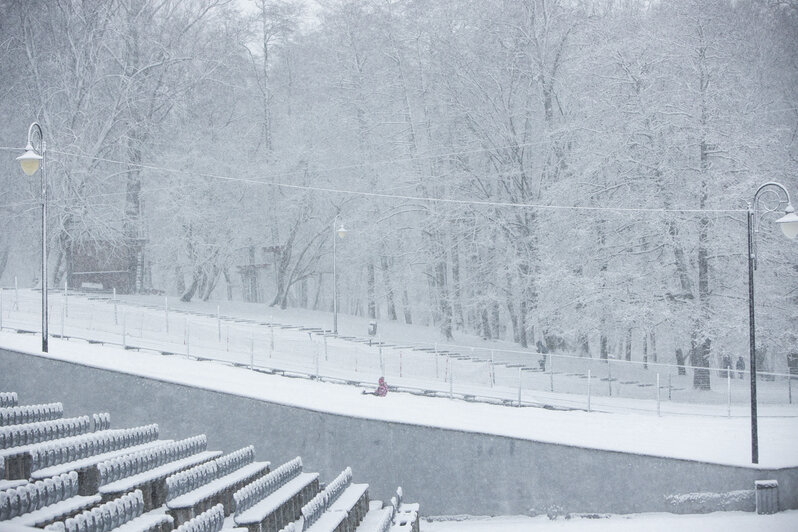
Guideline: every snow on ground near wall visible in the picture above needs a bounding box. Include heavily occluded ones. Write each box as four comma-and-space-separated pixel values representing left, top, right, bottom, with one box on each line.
2, 330, 797, 469
421, 511, 798, 531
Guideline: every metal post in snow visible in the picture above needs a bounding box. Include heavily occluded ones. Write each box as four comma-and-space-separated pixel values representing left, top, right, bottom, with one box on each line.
14, 276, 18, 310
518, 367, 522, 407
113, 288, 117, 325
549, 354, 554, 392
449, 361, 454, 399
226, 324, 229, 352
185, 319, 190, 358
379, 340, 384, 375
608, 360, 612, 396
165, 296, 169, 334
727, 370, 732, 418
434, 343, 439, 379
323, 331, 328, 361
656, 373, 661, 417
270, 315, 274, 352
587, 369, 591, 412
490, 350, 495, 388
789, 374, 793, 405
64, 279, 68, 317
668, 373, 672, 400
122, 312, 126, 349
217, 305, 221, 342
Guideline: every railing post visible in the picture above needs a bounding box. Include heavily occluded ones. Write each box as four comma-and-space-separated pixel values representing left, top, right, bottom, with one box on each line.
656, 373, 661, 417
587, 369, 591, 412
323, 331, 328, 361
399, 351, 403, 378
490, 350, 495, 388
64, 279, 68, 317
185, 319, 190, 358
217, 305, 221, 342
113, 288, 118, 325
668, 373, 672, 400
727, 370, 732, 418
449, 360, 454, 399
122, 312, 126, 349
434, 343, 439, 379
608, 360, 612, 396
517, 367, 522, 407
549, 354, 554, 392
270, 315, 274, 352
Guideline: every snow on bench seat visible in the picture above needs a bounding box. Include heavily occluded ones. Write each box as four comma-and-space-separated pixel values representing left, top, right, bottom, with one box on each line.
110, 511, 174, 532
0, 479, 28, 490
355, 507, 393, 532
167, 461, 270, 525
303, 509, 347, 532
233, 471, 319, 530
100, 450, 222, 510
4, 494, 101, 528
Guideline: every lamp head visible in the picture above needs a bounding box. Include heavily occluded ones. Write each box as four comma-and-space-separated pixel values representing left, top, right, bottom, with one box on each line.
336, 225, 348, 239
775, 204, 798, 240
17, 143, 42, 176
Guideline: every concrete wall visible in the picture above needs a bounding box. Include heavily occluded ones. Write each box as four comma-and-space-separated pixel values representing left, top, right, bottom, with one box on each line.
2, 347, 796, 516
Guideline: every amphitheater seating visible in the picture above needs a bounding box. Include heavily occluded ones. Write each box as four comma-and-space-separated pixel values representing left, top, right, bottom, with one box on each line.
0, 394, 420, 532
0, 393, 18, 408
97, 435, 221, 511
0, 403, 63, 426
0, 471, 100, 528
174, 503, 224, 532
166, 445, 270, 526
233, 457, 319, 532
300, 467, 369, 532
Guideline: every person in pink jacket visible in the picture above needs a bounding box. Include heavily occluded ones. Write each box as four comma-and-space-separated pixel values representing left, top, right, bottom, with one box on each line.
363, 377, 388, 396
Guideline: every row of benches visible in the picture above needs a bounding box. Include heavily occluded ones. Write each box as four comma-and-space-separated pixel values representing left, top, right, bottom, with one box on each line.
165, 446, 269, 527
0, 471, 80, 522
98, 436, 208, 487
0, 415, 93, 450
0, 402, 63, 426
233, 457, 318, 532
0, 392, 18, 408
30, 425, 160, 473
300, 466, 369, 532
45, 488, 173, 532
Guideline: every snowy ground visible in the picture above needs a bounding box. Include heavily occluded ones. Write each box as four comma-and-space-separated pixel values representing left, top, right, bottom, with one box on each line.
1, 289, 796, 418
421, 511, 798, 531
1, 328, 797, 469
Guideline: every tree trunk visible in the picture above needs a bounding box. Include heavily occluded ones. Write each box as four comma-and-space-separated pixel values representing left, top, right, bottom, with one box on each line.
367, 261, 377, 319
380, 254, 397, 321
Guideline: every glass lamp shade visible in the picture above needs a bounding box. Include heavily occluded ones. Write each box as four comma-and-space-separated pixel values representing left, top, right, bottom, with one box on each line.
336, 225, 348, 239
776, 211, 798, 240
17, 149, 42, 176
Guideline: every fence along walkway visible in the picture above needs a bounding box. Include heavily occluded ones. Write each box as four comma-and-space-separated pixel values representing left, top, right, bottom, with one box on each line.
0, 391, 420, 532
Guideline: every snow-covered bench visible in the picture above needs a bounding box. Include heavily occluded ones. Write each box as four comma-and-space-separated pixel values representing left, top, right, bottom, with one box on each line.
0, 403, 63, 427
355, 501, 394, 532
173, 503, 225, 532
233, 457, 319, 532
0, 471, 100, 528
3, 423, 157, 481
0, 392, 18, 408
166, 445, 270, 526
92, 413, 111, 432
44, 488, 173, 532
29, 425, 162, 491
0, 415, 94, 450
388, 488, 418, 532
300, 467, 369, 532
97, 435, 222, 511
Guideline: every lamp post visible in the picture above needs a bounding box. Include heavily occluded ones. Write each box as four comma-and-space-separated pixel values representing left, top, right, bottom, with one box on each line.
332, 221, 347, 335
747, 181, 798, 464
16, 122, 48, 353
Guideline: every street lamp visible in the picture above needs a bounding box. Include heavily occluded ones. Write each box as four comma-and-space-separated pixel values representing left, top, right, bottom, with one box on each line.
747, 181, 798, 464
16, 122, 48, 353
333, 222, 347, 335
